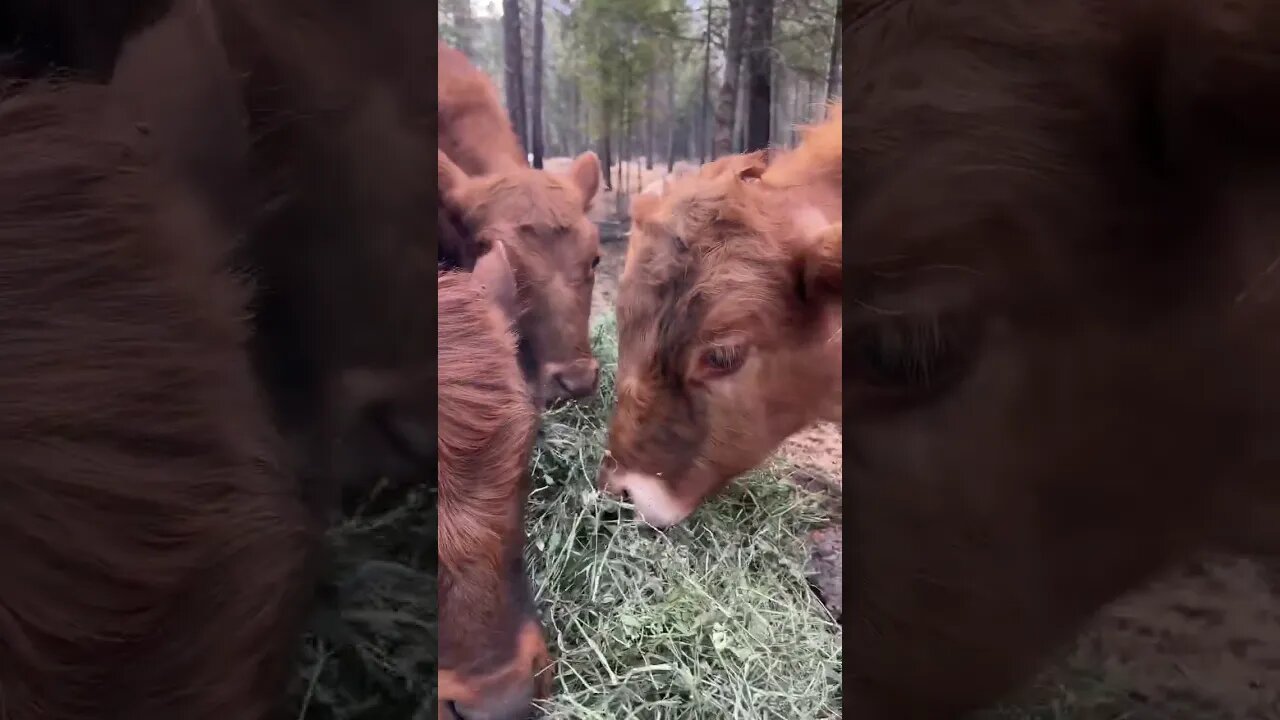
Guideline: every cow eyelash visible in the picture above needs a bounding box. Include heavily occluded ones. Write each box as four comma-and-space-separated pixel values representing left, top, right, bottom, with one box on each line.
700, 343, 748, 377
852, 311, 977, 396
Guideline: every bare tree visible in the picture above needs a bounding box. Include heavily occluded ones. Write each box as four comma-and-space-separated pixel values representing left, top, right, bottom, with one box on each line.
712, 0, 746, 157
826, 5, 841, 99
502, 0, 528, 150
744, 0, 773, 151
698, 0, 712, 163
531, 0, 545, 167
602, 101, 614, 191
666, 67, 678, 173
733, 53, 748, 151
447, 0, 476, 57
646, 71, 656, 170
620, 67, 630, 193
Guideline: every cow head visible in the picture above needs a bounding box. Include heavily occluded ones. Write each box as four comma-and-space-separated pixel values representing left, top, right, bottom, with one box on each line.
438, 259, 550, 720
600, 159, 842, 527
439, 150, 603, 407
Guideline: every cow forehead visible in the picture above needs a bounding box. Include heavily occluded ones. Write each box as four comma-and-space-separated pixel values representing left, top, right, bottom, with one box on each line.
470, 171, 583, 229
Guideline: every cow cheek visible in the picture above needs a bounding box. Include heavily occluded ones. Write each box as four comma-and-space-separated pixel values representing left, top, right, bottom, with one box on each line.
606, 396, 646, 464
703, 369, 775, 474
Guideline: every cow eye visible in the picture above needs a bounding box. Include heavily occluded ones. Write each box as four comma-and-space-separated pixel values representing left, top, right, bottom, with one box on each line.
699, 343, 748, 377
852, 312, 977, 397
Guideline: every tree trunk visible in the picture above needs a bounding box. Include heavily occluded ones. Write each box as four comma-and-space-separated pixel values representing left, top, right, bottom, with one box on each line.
733, 52, 748, 151
571, 81, 580, 155
646, 71, 656, 170
699, 0, 713, 163
793, 74, 804, 145
620, 71, 629, 194
744, 0, 773, 152
666, 67, 677, 173
571, 82, 581, 155
502, 0, 528, 152
602, 102, 614, 191
770, 60, 780, 146
713, 0, 746, 158
826, 6, 842, 100
530, 0, 545, 168
450, 0, 475, 57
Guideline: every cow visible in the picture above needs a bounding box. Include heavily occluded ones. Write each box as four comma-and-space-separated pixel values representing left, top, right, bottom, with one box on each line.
438, 41, 605, 407
438, 249, 551, 720
0, 0, 443, 718
0, 75, 317, 720
834, 0, 1280, 717
598, 106, 842, 529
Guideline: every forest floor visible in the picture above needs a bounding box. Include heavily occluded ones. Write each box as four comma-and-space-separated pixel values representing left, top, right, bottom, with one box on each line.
566, 156, 1280, 719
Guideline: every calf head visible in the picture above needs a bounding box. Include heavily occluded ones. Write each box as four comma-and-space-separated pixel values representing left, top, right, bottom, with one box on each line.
438, 264, 550, 720
601, 162, 842, 528
439, 149, 604, 407
841, 1, 1280, 716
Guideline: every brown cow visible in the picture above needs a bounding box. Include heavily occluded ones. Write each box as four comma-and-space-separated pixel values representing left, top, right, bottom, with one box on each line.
1, 0, 441, 718
438, 41, 604, 407
837, 0, 1280, 717
599, 107, 842, 528
190, 0, 438, 512
0, 76, 316, 720
438, 250, 551, 720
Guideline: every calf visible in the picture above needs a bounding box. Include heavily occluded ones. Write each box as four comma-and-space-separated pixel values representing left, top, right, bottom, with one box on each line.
438, 41, 604, 407
187, 0, 438, 511
0, 77, 316, 720
438, 253, 550, 720
1, 0, 441, 717
839, 0, 1280, 716
599, 108, 842, 528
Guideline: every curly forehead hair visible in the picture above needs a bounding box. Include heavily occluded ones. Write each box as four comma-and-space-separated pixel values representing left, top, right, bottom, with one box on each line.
620, 174, 809, 382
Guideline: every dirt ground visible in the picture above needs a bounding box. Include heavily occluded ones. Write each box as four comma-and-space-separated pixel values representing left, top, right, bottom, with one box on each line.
577, 158, 1280, 719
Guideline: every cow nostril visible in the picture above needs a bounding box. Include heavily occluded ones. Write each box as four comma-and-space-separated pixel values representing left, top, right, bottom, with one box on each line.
552, 371, 573, 394
447, 701, 465, 720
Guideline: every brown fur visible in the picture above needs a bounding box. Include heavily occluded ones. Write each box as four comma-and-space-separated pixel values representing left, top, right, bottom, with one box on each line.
437, 42, 604, 407
438, 270, 550, 720
437, 41, 527, 174
0, 78, 316, 720
843, 0, 1280, 716
602, 112, 841, 528
1, 1, 444, 717
186, 0, 439, 511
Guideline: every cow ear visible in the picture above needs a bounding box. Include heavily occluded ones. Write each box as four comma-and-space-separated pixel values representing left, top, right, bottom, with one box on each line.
470, 240, 520, 328
797, 221, 842, 304
736, 149, 770, 182
631, 192, 660, 223
569, 151, 601, 209
438, 150, 469, 199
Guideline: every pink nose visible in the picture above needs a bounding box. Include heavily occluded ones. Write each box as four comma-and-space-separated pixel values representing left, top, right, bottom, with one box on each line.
596, 460, 624, 497
547, 358, 599, 400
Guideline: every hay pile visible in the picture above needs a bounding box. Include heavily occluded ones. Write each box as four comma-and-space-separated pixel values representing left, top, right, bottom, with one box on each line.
527, 317, 843, 719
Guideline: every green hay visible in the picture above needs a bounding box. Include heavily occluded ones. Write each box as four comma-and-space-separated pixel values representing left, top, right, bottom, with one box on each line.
290, 487, 438, 720
282, 312, 1150, 720
526, 316, 844, 719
